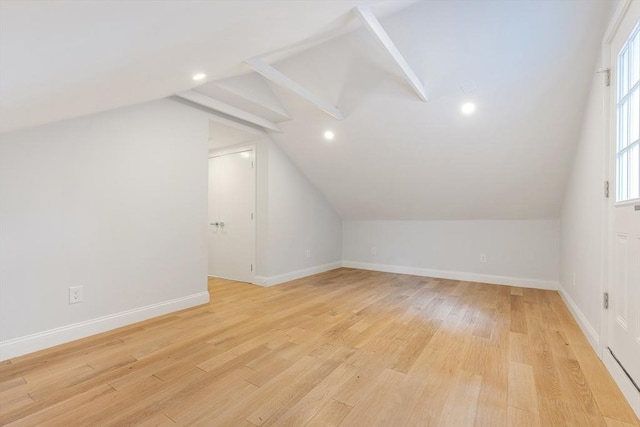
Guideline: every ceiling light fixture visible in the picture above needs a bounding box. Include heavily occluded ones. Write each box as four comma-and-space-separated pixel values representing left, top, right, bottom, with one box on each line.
461, 102, 476, 115
192, 73, 207, 81
323, 130, 335, 141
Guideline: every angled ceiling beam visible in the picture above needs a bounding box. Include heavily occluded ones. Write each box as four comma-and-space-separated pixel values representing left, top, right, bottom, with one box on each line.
215, 74, 291, 120
174, 90, 281, 132
245, 58, 344, 120
208, 112, 267, 139
354, 5, 428, 102
169, 95, 269, 136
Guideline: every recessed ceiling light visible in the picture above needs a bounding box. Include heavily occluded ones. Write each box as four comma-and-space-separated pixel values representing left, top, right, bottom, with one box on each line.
323, 130, 335, 141
192, 73, 207, 81
461, 102, 476, 115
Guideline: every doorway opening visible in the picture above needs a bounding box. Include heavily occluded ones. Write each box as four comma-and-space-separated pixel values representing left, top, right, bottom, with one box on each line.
207, 147, 256, 283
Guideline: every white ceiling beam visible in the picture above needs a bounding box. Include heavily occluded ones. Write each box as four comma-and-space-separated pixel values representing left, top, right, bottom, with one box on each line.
169, 95, 269, 136
245, 58, 344, 120
215, 73, 291, 120
208, 113, 267, 139
354, 5, 428, 102
174, 90, 282, 132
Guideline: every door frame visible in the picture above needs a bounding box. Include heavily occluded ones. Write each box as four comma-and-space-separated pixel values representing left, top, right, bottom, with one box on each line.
207, 143, 257, 284
600, 0, 640, 417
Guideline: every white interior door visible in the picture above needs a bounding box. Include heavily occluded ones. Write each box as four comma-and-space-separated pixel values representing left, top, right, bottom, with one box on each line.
606, 0, 640, 411
208, 149, 255, 283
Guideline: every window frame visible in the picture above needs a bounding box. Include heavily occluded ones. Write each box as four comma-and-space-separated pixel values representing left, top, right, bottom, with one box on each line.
615, 22, 640, 203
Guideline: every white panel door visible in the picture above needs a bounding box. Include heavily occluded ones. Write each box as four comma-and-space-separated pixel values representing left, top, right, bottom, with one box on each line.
608, 0, 640, 397
208, 149, 255, 282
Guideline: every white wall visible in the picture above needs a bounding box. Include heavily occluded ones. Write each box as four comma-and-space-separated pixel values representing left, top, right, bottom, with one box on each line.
258, 140, 342, 285
559, 63, 606, 348
343, 220, 560, 289
0, 99, 210, 359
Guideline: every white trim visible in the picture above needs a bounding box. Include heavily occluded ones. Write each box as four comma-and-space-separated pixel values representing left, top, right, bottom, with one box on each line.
354, 5, 428, 102
614, 198, 640, 208
603, 349, 640, 419
207, 145, 257, 285
253, 261, 342, 287
603, 0, 633, 43
558, 283, 600, 351
0, 292, 210, 361
342, 261, 558, 290
208, 143, 256, 159
245, 58, 344, 120
175, 90, 282, 132
170, 96, 268, 138
215, 75, 291, 120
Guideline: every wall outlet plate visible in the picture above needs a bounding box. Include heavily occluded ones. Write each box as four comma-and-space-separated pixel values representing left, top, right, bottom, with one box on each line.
479, 254, 487, 263
69, 286, 83, 304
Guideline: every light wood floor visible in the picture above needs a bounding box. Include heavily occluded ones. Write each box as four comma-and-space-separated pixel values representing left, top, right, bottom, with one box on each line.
1, 268, 638, 426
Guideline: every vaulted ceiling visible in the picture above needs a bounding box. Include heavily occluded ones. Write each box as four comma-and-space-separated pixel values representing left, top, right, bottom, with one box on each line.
0, 0, 613, 220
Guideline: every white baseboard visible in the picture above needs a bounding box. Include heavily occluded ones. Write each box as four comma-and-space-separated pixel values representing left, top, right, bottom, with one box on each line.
603, 349, 640, 419
0, 291, 210, 361
557, 283, 600, 352
341, 261, 559, 291
254, 261, 342, 287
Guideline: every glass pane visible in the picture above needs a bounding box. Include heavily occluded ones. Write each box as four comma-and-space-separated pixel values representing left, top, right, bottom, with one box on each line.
629, 143, 639, 200
618, 150, 628, 201
631, 88, 639, 144
619, 99, 629, 150
620, 47, 629, 98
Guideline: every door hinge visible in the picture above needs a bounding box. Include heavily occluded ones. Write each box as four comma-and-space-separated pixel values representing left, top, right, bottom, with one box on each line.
603, 292, 609, 309
604, 180, 609, 198
251, 212, 254, 220
597, 68, 610, 87
251, 161, 254, 169
250, 264, 253, 272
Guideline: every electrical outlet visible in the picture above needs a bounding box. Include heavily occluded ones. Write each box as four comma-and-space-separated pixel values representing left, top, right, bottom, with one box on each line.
69, 286, 83, 304
306, 249, 311, 258
371, 246, 377, 255
479, 254, 487, 263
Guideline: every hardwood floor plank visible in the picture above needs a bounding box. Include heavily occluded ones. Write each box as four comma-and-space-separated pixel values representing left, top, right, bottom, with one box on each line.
508, 405, 541, 427
0, 270, 637, 426
161, 366, 257, 425
509, 331, 533, 364
337, 367, 406, 426
473, 344, 508, 427
571, 344, 640, 424
272, 362, 358, 426
508, 361, 539, 414
437, 369, 483, 427
605, 417, 640, 427
509, 295, 528, 333
303, 398, 352, 427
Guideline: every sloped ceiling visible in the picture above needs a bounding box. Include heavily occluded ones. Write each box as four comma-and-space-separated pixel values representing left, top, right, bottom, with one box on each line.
258, 0, 613, 220
0, 0, 412, 132
1, 0, 613, 221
